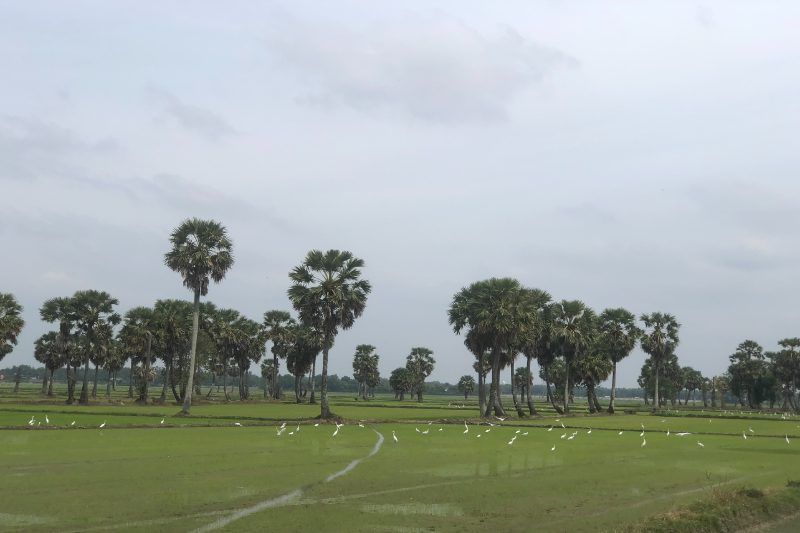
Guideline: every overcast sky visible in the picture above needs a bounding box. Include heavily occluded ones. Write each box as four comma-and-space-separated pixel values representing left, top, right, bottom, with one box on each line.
2, 1, 800, 386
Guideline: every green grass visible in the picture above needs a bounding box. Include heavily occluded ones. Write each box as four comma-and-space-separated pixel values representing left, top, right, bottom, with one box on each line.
1, 388, 799, 532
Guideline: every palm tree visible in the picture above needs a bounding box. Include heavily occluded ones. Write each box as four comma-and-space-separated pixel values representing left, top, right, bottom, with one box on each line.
34, 332, 62, 395
69, 290, 120, 404
120, 306, 157, 403
517, 288, 552, 416
640, 312, 680, 412
230, 316, 265, 400
353, 344, 378, 400
286, 324, 321, 403
0, 293, 25, 364
262, 310, 295, 400
165, 218, 234, 415
449, 278, 538, 418
551, 300, 595, 414
406, 347, 435, 402
389, 367, 412, 400
465, 329, 491, 416
153, 299, 193, 403
260, 359, 276, 398
597, 308, 641, 413
457, 375, 476, 399
205, 307, 242, 402
40, 297, 76, 402
576, 352, 612, 413
288, 249, 371, 419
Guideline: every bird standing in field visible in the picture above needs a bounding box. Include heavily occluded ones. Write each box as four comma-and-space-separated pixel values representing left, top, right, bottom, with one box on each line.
234, 422, 242, 427
45, 415, 49, 424
697, 441, 705, 448
463, 421, 469, 435
314, 423, 319, 427
99, 421, 106, 428
547, 426, 554, 432
641, 438, 647, 447
70, 421, 75, 426
551, 445, 556, 452
507, 436, 517, 445
28, 416, 35, 426
160, 418, 165, 425
786, 435, 791, 444
392, 430, 398, 443
587, 429, 592, 434
618, 431, 623, 436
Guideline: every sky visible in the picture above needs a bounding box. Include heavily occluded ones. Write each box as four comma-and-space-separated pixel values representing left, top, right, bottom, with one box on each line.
2, 1, 800, 387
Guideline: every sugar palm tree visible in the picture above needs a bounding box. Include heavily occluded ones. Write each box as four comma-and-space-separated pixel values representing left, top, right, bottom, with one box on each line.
457, 375, 476, 399
69, 290, 120, 404
165, 218, 234, 415
640, 312, 680, 412
406, 347, 435, 402
120, 306, 157, 403
465, 329, 491, 415
353, 344, 378, 400
449, 278, 538, 418
576, 352, 612, 413
34, 331, 62, 395
518, 288, 552, 416
0, 293, 25, 364
153, 299, 193, 403
551, 300, 595, 414
262, 310, 295, 400
40, 297, 76, 402
597, 308, 641, 413
288, 249, 371, 419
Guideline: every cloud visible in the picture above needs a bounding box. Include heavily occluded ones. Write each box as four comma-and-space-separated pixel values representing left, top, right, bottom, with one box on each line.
147, 87, 236, 140
267, 14, 577, 123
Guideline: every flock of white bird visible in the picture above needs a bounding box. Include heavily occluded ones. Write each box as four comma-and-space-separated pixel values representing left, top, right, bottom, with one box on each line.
21, 413, 797, 449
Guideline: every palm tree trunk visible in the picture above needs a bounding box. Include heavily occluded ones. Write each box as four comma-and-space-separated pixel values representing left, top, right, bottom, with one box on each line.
41, 373, 48, 394
485, 348, 506, 418
91, 364, 99, 398
563, 357, 570, 414
309, 357, 316, 404
181, 289, 201, 414
544, 366, 563, 414
608, 361, 617, 414
79, 350, 91, 404
478, 351, 487, 417
587, 383, 597, 413
526, 354, 537, 416
223, 360, 230, 401
272, 353, 279, 400
106, 375, 112, 398
48, 368, 55, 396
295, 372, 301, 403
143, 335, 151, 404
653, 363, 660, 412
160, 361, 170, 403
320, 344, 332, 418
67, 365, 77, 404
13, 368, 21, 393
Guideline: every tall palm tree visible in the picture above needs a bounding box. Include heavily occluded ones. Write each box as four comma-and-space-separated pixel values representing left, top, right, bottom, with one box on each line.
153, 299, 193, 403
0, 293, 25, 364
34, 331, 62, 395
69, 290, 120, 404
262, 310, 295, 400
551, 300, 595, 414
449, 278, 538, 418
120, 306, 157, 403
40, 297, 76, 402
597, 308, 641, 413
406, 347, 435, 402
353, 344, 378, 400
465, 329, 491, 416
165, 218, 234, 415
518, 288, 552, 416
288, 249, 371, 419
640, 312, 680, 412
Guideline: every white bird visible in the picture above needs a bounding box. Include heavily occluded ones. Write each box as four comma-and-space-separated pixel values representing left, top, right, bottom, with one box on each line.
666, 429, 670, 436
743, 432, 747, 440
415, 427, 421, 433
496, 417, 506, 422
314, 423, 320, 427
233, 422, 242, 427
276, 427, 286, 436
560, 422, 565, 429
160, 418, 165, 425
477, 434, 482, 438
786, 435, 791, 444
280, 422, 287, 429
551, 445, 556, 452
618, 431, 623, 435
332, 427, 339, 437
507, 436, 517, 445
70, 421, 75, 426
641, 438, 647, 447
587, 429, 592, 434
463, 425, 469, 435
45, 415, 49, 424
358, 422, 365, 428
640, 430, 645, 437
484, 429, 491, 433
560, 433, 567, 439
675, 432, 691, 437
697, 441, 705, 447
422, 428, 430, 435
28, 416, 35, 426
295, 423, 300, 433
547, 426, 554, 432
522, 432, 529, 436
288, 431, 295, 435
567, 435, 575, 441
749, 427, 754, 433
515, 429, 521, 434
99, 421, 106, 428
438, 428, 443, 432
392, 430, 398, 443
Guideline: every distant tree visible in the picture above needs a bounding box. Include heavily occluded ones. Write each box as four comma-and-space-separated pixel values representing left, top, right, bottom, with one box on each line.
465, 329, 491, 416
406, 347, 435, 403
260, 359, 276, 398
0, 293, 25, 366
165, 218, 234, 415
104, 338, 125, 398
285, 324, 322, 403
69, 290, 120, 404
352, 344, 378, 400
288, 249, 371, 419
153, 299, 192, 403
119, 306, 157, 403
457, 375, 476, 399
640, 312, 680, 412
681, 367, 704, 406
262, 310, 295, 400
40, 297, 77, 402
389, 367, 412, 400
772, 338, 800, 411
576, 352, 612, 413
519, 289, 553, 416
34, 332, 62, 395
597, 308, 640, 413
727, 340, 767, 408
551, 300, 596, 414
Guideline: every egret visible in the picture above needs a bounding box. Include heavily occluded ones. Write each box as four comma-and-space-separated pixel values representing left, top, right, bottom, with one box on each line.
358, 422, 365, 428
477, 434, 482, 438
484, 429, 491, 433
640, 430, 645, 437
45, 415, 50, 424
786, 435, 791, 444
551, 445, 556, 452
422, 428, 430, 435
463, 424, 469, 435
561, 422, 565, 429
675, 432, 691, 437
70, 421, 75, 426
641, 438, 647, 447
547, 426, 554, 432
567, 435, 575, 441
332, 427, 340, 437
276, 427, 286, 436
697, 441, 705, 447
560, 433, 567, 439
749, 427, 754, 433
295, 423, 301, 433
742, 432, 747, 440
160, 418, 165, 425
515, 429, 521, 434
280, 422, 287, 429
666, 429, 670, 436
415, 427, 421, 434
99, 421, 106, 428
587, 429, 592, 434
288, 431, 295, 435
618, 431, 623, 435
438, 428, 443, 432
507, 436, 517, 445
314, 423, 320, 427
496, 416, 506, 422
234, 422, 242, 427
392, 430, 398, 443
522, 432, 529, 436
28, 416, 34, 426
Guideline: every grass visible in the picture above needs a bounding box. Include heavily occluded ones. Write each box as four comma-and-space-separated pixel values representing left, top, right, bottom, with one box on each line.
1, 386, 799, 531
